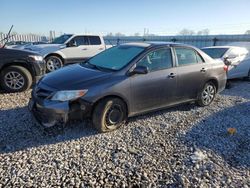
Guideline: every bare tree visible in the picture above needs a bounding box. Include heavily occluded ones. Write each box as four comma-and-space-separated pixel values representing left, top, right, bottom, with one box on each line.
115, 32, 126, 37
178, 29, 195, 36
134, 32, 140, 36
106, 32, 113, 37
197, 29, 210, 35
245, 30, 250, 35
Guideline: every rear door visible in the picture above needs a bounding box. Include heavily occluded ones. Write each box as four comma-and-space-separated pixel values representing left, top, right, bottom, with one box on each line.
130, 47, 177, 114
174, 47, 210, 100
86, 36, 105, 57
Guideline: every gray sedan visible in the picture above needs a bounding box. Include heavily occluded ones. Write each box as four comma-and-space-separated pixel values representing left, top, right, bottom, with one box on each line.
29, 42, 227, 132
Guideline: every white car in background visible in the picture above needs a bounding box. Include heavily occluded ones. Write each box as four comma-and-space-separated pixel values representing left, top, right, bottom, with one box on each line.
202, 46, 250, 79
25, 34, 112, 72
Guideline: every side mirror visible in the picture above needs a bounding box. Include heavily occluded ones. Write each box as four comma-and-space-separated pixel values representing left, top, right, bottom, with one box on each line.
223, 57, 232, 66
129, 66, 148, 76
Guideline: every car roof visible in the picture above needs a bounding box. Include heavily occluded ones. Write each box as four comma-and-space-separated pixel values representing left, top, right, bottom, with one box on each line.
121, 42, 192, 48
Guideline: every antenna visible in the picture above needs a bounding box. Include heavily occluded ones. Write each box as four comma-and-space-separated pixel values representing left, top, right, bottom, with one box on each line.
2, 25, 14, 48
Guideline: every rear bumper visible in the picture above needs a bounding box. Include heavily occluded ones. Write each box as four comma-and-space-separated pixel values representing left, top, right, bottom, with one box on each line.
29, 96, 93, 127
217, 75, 227, 93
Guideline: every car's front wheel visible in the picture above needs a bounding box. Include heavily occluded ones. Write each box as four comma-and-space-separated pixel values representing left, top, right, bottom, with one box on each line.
45, 55, 63, 72
197, 82, 216, 107
92, 98, 127, 133
0, 66, 32, 92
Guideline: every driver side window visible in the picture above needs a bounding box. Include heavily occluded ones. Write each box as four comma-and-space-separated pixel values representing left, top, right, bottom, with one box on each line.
137, 48, 173, 72
70, 36, 89, 46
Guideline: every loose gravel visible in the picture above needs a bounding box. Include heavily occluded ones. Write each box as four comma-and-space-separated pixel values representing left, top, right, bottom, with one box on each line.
0, 80, 249, 187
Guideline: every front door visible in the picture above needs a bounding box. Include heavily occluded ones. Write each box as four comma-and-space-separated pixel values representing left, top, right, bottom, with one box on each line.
130, 47, 177, 114
61, 36, 91, 61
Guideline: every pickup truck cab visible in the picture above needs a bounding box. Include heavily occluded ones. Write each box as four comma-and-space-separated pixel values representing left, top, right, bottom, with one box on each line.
25, 34, 111, 72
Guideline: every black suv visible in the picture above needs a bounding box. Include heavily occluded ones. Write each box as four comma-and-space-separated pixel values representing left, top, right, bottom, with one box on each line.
0, 48, 45, 92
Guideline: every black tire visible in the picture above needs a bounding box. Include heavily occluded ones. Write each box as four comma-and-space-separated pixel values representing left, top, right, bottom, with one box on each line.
243, 69, 250, 81
0, 66, 32, 92
45, 55, 63, 73
197, 82, 216, 107
92, 98, 127, 133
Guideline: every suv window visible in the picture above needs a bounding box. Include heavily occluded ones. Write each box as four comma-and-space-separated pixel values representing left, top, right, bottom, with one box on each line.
137, 48, 173, 72
88, 36, 101, 45
71, 36, 89, 46
176, 48, 204, 66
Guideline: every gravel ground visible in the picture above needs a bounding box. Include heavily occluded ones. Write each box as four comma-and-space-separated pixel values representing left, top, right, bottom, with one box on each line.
0, 80, 249, 187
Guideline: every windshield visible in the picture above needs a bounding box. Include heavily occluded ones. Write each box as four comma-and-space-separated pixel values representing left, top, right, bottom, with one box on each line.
202, 48, 229, 59
82, 45, 145, 71
51, 34, 73, 44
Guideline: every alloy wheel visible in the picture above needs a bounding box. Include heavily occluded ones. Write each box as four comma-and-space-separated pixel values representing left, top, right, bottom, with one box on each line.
46, 57, 62, 72
4, 71, 25, 90
201, 84, 215, 105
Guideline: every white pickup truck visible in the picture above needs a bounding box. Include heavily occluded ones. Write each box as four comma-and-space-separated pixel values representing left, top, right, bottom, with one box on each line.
25, 34, 112, 72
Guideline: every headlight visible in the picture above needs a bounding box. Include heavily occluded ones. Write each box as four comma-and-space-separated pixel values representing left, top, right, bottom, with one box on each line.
28, 55, 43, 62
51, 90, 88, 102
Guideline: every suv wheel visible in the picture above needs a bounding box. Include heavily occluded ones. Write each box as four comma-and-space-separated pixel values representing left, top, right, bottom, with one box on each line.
0, 66, 32, 92
197, 82, 216, 107
92, 98, 127, 133
45, 55, 63, 72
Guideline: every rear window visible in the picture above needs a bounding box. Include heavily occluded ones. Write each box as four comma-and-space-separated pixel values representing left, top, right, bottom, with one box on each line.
89, 36, 101, 45
202, 48, 229, 59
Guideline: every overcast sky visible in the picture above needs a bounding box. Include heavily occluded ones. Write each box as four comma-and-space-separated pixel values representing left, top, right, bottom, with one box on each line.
1, 0, 250, 36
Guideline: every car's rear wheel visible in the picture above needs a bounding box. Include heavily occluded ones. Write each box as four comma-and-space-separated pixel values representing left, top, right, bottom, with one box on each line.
45, 55, 63, 73
0, 66, 32, 92
197, 82, 216, 107
92, 98, 127, 133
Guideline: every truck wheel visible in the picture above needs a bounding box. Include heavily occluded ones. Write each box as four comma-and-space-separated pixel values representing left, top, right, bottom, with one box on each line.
45, 55, 63, 72
92, 98, 127, 133
0, 66, 32, 92
197, 82, 216, 107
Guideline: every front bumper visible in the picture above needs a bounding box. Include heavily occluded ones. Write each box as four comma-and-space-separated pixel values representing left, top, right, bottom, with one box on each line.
29, 96, 93, 127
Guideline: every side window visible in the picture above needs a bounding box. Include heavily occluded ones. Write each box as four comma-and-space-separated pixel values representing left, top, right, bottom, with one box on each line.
137, 48, 173, 72
88, 36, 101, 45
71, 36, 89, 46
176, 48, 202, 66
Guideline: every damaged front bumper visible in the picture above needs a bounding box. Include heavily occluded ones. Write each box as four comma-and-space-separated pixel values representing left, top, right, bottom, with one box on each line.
29, 95, 93, 127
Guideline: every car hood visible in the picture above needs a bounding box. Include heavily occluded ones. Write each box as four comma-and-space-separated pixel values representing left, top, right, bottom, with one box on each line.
40, 64, 113, 90
24, 44, 65, 56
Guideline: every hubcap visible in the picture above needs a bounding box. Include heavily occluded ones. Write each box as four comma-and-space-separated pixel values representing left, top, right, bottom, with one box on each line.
4, 71, 25, 90
46, 57, 62, 72
105, 104, 123, 128
202, 84, 215, 105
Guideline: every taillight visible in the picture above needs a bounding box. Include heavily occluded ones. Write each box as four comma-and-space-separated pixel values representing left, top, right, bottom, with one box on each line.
223, 65, 228, 71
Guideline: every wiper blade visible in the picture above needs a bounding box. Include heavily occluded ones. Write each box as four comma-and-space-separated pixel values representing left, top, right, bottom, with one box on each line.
84, 61, 115, 72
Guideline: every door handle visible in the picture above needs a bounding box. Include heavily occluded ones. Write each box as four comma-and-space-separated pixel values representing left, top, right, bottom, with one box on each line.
200, 68, 206, 73
99, 48, 104, 50
168, 73, 176, 78
82, 48, 88, 50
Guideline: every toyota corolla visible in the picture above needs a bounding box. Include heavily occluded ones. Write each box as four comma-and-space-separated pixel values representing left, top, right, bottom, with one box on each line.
29, 42, 227, 132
